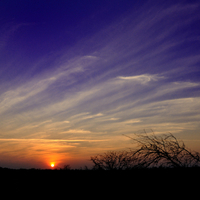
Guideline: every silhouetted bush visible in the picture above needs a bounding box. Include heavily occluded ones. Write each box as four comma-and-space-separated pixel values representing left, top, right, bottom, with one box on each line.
129, 132, 200, 168
91, 132, 200, 170
91, 151, 136, 170
61, 165, 71, 170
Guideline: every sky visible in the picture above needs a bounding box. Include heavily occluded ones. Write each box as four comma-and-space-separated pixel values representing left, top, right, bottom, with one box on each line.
0, 0, 200, 169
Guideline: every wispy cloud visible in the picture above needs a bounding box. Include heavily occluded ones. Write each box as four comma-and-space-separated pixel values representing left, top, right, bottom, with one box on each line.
123, 119, 142, 124
117, 74, 163, 83
60, 129, 91, 134
82, 113, 103, 119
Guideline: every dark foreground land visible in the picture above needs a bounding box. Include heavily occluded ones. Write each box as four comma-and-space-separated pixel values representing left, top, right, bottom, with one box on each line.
1, 167, 199, 181
1, 167, 199, 193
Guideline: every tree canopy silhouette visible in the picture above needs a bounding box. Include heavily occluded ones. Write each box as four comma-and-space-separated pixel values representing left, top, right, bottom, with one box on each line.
91, 132, 200, 170
90, 151, 134, 170
128, 132, 200, 168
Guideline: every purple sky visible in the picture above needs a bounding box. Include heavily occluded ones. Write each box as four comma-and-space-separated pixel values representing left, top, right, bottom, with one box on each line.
0, 0, 200, 169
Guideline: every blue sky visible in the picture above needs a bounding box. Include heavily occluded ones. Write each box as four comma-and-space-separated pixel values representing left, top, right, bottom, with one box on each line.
0, 0, 200, 169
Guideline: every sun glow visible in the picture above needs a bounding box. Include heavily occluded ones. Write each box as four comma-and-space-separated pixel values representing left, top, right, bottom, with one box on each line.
50, 163, 55, 168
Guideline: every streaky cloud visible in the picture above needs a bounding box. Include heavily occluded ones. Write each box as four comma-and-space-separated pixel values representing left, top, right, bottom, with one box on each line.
117, 74, 163, 83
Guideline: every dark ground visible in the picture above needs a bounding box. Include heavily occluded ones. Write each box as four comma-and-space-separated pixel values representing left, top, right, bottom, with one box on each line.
1, 167, 199, 180
1, 167, 198, 193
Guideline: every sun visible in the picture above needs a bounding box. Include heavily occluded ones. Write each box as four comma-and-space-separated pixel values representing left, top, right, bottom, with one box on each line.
50, 163, 55, 168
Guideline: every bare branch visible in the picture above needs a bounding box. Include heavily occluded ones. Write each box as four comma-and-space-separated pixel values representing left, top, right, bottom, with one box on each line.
91, 132, 200, 170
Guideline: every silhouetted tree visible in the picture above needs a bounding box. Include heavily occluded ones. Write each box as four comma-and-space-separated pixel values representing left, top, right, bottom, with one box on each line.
91, 132, 200, 170
61, 165, 71, 170
91, 151, 136, 170
126, 132, 200, 168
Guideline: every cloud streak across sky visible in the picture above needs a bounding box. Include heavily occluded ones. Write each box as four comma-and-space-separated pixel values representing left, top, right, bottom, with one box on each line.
0, 0, 200, 168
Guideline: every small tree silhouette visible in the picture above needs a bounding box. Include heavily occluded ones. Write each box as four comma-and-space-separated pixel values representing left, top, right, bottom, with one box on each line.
90, 151, 135, 170
61, 165, 71, 170
91, 132, 200, 170
125, 132, 200, 168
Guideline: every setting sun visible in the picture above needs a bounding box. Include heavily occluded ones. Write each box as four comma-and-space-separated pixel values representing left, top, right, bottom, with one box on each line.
50, 163, 55, 168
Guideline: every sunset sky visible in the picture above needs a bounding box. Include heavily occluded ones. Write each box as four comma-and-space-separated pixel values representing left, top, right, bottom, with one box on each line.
0, 0, 200, 169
